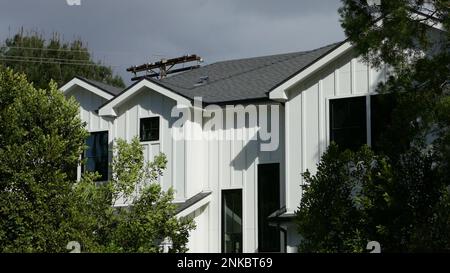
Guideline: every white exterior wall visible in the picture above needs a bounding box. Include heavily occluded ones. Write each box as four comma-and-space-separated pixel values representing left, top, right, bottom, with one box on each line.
200, 102, 285, 253
113, 87, 187, 202
65, 86, 114, 181
67, 50, 384, 253
284, 49, 388, 251
69, 84, 285, 253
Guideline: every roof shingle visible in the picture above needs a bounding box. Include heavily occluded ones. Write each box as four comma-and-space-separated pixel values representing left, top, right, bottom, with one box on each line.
156, 41, 343, 103
76, 76, 124, 96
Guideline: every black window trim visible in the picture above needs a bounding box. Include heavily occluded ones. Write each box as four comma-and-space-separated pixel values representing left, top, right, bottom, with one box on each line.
257, 162, 281, 253
139, 116, 161, 142
327, 94, 371, 148
82, 130, 109, 181
327, 93, 397, 150
221, 188, 243, 253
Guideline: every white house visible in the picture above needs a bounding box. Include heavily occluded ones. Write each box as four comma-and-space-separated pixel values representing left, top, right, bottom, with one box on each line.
61, 23, 446, 253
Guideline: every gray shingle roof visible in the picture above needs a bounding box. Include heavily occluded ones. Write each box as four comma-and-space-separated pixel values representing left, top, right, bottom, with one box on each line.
76, 76, 124, 96
156, 41, 344, 104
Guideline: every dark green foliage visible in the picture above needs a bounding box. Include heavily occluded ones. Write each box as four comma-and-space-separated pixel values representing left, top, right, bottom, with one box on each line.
0, 66, 88, 252
0, 68, 193, 252
296, 1, 450, 252
339, 0, 449, 69
0, 30, 124, 89
71, 137, 195, 253
297, 144, 450, 252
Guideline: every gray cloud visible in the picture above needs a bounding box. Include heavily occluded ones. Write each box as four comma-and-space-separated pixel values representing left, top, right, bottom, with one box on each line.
0, 0, 346, 84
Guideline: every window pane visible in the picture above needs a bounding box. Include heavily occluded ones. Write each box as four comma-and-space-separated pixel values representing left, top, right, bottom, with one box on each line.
84, 131, 108, 181
330, 96, 367, 151
140, 117, 160, 142
258, 163, 281, 252
222, 190, 242, 253
371, 94, 396, 152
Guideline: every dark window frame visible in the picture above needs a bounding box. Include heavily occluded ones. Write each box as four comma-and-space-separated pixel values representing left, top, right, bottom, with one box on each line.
140, 116, 160, 142
257, 163, 281, 253
370, 93, 396, 152
82, 130, 109, 181
328, 94, 397, 152
221, 189, 243, 253
329, 96, 367, 151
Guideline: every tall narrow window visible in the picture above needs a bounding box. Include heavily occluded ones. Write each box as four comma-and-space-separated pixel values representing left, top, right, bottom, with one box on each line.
371, 94, 396, 152
222, 189, 242, 253
330, 96, 367, 151
258, 163, 281, 252
140, 117, 160, 142
84, 131, 109, 181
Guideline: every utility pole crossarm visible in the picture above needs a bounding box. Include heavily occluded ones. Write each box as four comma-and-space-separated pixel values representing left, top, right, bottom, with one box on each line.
127, 54, 203, 80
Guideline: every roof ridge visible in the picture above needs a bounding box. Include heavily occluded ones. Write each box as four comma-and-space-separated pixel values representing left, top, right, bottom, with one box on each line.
212, 41, 343, 65
76, 76, 123, 96
160, 41, 343, 91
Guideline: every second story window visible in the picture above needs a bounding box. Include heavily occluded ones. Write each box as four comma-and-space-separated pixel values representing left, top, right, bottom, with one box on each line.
329, 96, 367, 151
140, 117, 160, 142
84, 131, 109, 181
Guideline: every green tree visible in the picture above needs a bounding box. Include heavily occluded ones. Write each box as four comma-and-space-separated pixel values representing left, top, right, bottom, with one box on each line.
297, 144, 450, 252
0, 66, 88, 252
296, 1, 450, 252
0, 68, 194, 253
0, 29, 124, 89
71, 137, 195, 253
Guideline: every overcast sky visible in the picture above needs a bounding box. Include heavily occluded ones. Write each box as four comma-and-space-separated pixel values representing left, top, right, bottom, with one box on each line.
0, 0, 346, 84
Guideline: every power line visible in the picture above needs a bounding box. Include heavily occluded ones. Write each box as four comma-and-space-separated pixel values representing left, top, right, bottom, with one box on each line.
2, 54, 98, 63
2, 45, 167, 58
1, 45, 91, 53
0, 57, 119, 67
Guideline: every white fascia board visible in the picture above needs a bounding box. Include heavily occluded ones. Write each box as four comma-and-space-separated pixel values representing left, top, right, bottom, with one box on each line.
98, 79, 192, 117
60, 78, 114, 100
269, 42, 354, 102
176, 193, 212, 218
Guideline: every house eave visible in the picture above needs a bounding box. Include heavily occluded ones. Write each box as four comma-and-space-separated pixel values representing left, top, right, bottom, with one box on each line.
269, 41, 354, 101
98, 78, 193, 117
60, 77, 115, 101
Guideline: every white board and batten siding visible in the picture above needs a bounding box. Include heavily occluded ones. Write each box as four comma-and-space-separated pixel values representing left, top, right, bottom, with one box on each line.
113, 87, 187, 203
200, 103, 285, 252
285, 49, 388, 213
68, 86, 112, 132
65, 86, 114, 181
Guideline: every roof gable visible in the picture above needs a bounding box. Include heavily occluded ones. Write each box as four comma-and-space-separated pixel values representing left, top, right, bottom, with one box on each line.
97, 78, 192, 117
60, 77, 117, 100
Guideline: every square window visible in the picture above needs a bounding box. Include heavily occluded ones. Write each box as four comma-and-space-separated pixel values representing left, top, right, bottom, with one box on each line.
140, 117, 160, 142
329, 96, 367, 151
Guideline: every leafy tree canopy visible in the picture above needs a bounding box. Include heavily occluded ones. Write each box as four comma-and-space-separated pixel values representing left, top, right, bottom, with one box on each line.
0, 29, 125, 89
71, 137, 195, 253
339, 0, 449, 68
296, 1, 450, 252
0, 67, 193, 252
297, 144, 450, 252
0, 66, 88, 252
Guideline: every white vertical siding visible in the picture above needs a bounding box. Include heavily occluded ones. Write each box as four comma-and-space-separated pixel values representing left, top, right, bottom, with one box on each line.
70, 84, 286, 253
186, 205, 209, 253
201, 102, 285, 252
114, 87, 186, 201
285, 50, 388, 214
68, 86, 110, 133
66, 87, 113, 182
